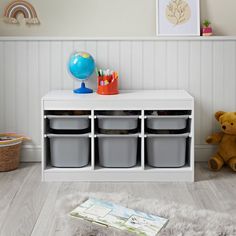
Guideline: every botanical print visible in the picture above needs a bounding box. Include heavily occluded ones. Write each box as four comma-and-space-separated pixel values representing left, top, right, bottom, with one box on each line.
166, 0, 191, 26
70, 198, 168, 236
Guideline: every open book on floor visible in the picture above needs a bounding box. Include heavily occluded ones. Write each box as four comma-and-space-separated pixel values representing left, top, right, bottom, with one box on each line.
70, 198, 168, 236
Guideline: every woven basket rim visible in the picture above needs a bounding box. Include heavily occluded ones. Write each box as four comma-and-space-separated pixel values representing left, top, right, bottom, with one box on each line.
0, 133, 30, 145
0, 137, 23, 145
0, 141, 22, 148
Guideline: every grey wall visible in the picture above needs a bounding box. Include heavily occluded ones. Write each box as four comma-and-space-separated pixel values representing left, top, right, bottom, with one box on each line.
0, 0, 236, 36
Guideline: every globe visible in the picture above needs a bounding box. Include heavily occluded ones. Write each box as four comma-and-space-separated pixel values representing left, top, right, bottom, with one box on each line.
68, 51, 95, 94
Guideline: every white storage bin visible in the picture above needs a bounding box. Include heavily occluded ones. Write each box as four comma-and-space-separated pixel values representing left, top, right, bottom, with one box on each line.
97, 134, 138, 168
146, 133, 189, 168
48, 134, 90, 168
47, 115, 90, 130
146, 115, 189, 130
97, 116, 139, 131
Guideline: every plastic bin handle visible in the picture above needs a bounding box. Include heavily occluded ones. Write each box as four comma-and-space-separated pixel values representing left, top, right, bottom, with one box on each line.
145, 133, 190, 138
46, 133, 90, 138
96, 133, 140, 138
146, 115, 189, 119
46, 115, 90, 119
95, 115, 140, 119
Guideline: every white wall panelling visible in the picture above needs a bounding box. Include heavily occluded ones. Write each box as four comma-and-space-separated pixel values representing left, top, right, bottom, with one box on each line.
0, 42, 4, 131
0, 38, 235, 162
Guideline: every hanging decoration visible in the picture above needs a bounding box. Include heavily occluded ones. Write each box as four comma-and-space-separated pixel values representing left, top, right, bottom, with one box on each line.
3, 0, 40, 24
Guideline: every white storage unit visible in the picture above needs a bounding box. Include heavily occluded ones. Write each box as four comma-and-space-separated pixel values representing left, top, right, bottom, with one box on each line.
42, 90, 194, 182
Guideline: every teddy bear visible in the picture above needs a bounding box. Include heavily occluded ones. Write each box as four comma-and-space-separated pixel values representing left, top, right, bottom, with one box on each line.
206, 111, 236, 172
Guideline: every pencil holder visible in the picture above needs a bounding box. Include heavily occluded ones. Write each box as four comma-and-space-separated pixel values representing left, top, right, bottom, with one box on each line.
97, 75, 119, 95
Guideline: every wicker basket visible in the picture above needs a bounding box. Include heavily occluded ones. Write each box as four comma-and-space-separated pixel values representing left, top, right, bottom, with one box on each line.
0, 133, 30, 172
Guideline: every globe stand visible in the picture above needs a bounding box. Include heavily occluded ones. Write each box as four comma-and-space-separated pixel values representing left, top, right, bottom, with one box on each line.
73, 82, 93, 94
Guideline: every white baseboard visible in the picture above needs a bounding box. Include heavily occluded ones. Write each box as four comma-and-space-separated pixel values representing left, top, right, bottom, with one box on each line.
195, 145, 217, 162
20, 145, 217, 163
21, 145, 41, 162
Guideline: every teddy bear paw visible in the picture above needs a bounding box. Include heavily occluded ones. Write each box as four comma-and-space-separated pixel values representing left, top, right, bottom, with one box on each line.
206, 136, 213, 144
208, 156, 224, 171
228, 157, 236, 172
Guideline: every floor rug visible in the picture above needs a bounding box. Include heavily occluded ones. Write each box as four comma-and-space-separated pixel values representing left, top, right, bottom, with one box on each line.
55, 192, 236, 236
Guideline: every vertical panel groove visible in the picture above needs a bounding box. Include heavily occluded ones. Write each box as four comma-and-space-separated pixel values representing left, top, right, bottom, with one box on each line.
60, 42, 63, 89
199, 42, 202, 143
14, 42, 17, 133
165, 41, 167, 89
177, 41, 179, 88
0, 42, 5, 131
187, 41, 190, 90
26, 42, 29, 136
141, 41, 144, 89
153, 41, 156, 87
234, 42, 236, 111
130, 41, 133, 89
49, 42, 51, 90
211, 41, 214, 132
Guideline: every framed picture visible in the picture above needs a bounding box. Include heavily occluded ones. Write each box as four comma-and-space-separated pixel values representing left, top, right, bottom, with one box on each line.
156, 0, 200, 36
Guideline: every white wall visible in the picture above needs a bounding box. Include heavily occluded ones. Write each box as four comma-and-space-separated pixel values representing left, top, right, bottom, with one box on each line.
0, 38, 235, 162
0, 0, 236, 36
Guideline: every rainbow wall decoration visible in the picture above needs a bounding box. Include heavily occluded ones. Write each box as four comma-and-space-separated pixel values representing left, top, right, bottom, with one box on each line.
4, 0, 39, 24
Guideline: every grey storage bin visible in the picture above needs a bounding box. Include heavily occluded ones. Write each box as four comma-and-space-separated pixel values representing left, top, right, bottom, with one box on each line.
97, 134, 138, 168
146, 115, 189, 130
146, 133, 189, 168
47, 115, 90, 130
97, 116, 139, 131
48, 134, 90, 167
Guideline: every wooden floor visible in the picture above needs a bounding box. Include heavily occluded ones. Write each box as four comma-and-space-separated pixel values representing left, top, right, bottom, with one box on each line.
0, 163, 236, 236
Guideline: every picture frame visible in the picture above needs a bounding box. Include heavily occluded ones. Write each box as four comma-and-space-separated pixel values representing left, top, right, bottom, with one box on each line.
156, 0, 200, 36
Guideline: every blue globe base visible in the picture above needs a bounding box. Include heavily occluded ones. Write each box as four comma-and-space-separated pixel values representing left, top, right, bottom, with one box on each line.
73, 82, 93, 94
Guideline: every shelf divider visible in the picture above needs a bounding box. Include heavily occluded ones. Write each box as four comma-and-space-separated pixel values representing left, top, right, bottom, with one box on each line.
141, 110, 145, 170
91, 110, 95, 170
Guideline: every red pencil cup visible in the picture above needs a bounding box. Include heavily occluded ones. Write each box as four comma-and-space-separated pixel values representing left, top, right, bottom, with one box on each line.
97, 76, 119, 95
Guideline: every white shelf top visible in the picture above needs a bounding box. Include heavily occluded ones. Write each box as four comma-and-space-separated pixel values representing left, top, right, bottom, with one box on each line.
42, 90, 193, 102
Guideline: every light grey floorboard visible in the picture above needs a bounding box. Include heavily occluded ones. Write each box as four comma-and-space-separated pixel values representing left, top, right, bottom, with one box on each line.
188, 163, 236, 212
31, 183, 61, 236
0, 164, 51, 236
0, 162, 236, 236
0, 163, 36, 230
31, 182, 91, 236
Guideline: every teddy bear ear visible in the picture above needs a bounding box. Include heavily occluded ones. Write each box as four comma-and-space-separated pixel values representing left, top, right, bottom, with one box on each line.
215, 111, 225, 121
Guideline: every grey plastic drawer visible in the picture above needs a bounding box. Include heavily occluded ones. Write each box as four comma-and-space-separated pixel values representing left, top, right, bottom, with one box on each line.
146, 115, 189, 130
47, 115, 90, 130
146, 133, 189, 168
48, 134, 90, 168
97, 134, 138, 168
97, 116, 139, 130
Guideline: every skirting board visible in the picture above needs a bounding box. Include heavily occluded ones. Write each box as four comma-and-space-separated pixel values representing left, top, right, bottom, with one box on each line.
195, 145, 217, 162
20, 145, 41, 162
20, 145, 217, 163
